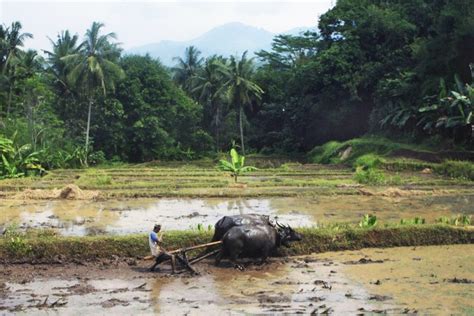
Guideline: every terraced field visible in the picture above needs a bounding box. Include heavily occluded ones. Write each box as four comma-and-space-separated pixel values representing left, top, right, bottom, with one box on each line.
0, 161, 472, 199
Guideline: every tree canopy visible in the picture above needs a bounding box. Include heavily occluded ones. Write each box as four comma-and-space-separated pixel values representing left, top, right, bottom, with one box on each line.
0, 0, 472, 171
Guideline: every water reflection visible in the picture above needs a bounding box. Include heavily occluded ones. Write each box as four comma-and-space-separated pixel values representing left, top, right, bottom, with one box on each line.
1, 194, 473, 236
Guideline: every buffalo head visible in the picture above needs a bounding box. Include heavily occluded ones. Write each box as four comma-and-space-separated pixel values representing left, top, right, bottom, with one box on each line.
276, 221, 302, 247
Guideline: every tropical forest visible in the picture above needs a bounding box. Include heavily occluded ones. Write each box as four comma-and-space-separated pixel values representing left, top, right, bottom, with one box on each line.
0, 0, 473, 314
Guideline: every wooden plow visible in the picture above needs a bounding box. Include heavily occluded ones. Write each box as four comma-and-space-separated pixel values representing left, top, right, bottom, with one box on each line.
148, 241, 222, 275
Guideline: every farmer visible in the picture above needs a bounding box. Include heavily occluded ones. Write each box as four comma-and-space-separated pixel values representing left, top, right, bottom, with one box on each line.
149, 224, 172, 272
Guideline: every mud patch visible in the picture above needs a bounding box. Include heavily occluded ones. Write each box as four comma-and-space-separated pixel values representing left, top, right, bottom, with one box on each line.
344, 258, 385, 265
445, 278, 473, 284
0, 245, 473, 314
100, 298, 130, 308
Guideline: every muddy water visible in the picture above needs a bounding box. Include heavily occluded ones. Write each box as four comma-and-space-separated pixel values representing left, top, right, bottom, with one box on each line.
1, 194, 473, 236
1, 245, 472, 315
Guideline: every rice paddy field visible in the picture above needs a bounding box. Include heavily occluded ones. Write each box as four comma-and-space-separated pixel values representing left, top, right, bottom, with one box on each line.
1, 158, 473, 315
0, 158, 473, 234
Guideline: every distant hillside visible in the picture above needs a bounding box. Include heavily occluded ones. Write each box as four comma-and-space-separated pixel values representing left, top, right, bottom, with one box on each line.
126, 22, 312, 66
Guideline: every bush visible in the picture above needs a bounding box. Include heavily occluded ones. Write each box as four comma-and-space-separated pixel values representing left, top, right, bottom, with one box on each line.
308, 136, 407, 164
88, 150, 107, 166
359, 214, 378, 228
436, 215, 471, 226
354, 154, 385, 170
400, 217, 426, 225
308, 141, 342, 164
354, 167, 386, 185
434, 160, 474, 180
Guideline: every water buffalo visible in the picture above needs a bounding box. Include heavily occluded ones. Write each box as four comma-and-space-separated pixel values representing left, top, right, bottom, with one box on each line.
215, 222, 302, 270
211, 214, 272, 242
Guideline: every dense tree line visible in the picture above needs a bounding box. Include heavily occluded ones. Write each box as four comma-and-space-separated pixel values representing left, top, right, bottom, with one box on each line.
0, 0, 473, 174
249, 0, 473, 152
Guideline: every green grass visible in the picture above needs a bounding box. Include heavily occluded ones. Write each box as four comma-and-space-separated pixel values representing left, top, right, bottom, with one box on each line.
0, 157, 472, 200
0, 225, 472, 263
434, 160, 474, 181
353, 154, 385, 170
307, 135, 451, 165
308, 136, 418, 164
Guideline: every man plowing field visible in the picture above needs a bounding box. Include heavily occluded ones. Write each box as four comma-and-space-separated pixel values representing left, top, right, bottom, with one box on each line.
147, 216, 302, 274
149, 224, 172, 272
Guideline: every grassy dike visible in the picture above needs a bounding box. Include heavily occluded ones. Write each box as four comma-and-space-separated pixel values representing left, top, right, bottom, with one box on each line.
0, 225, 472, 264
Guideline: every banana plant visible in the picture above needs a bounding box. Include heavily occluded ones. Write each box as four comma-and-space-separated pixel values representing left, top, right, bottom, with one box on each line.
218, 148, 257, 183
419, 72, 473, 136
0, 134, 45, 179
359, 214, 377, 228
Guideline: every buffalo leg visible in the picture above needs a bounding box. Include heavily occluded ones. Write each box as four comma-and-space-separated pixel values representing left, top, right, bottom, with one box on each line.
229, 251, 244, 271
258, 248, 269, 265
215, 250, 224, 266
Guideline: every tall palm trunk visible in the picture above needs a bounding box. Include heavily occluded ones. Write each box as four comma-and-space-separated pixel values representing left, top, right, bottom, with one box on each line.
239, 105, 245, 155
215, 104, 220, 151
84, 97, 93, 166
6, 81, 13, 118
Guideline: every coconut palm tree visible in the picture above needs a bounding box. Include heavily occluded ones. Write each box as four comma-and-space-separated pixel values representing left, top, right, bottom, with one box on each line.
218, 51, 263, 154
172, 46, 204, 94
44, 30, 82, 94
192, 56, 226, 149
1, 22, 32, 75
62, 22, 124, 165
0, 22, 33, 117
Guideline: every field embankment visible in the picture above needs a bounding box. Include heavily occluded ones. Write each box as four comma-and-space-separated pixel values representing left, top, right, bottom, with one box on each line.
0, 156, 472, 200
1, 225, 472, 264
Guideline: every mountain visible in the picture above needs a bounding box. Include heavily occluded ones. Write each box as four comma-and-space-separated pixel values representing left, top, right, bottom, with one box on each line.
126, 22, 312, 66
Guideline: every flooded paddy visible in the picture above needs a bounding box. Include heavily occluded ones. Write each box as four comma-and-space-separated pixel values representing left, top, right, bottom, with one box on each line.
1, 244, 472, 315
1, 194, 473, 236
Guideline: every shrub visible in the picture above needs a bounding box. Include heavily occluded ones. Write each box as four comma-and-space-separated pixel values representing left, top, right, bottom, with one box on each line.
308, 136, 408, 164
434, 160, 474, 180
354, 167, 386, 185
88, 150, 107, 166
400, 217, 426, 225
437, 215, 471, 226
308, 141, 342, 164
95, 175, 113, 186
359, 214, 378, 228
354, 154, 385, 170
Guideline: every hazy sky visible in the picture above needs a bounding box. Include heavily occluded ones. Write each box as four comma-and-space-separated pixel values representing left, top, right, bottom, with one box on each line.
1, 0, 334, 51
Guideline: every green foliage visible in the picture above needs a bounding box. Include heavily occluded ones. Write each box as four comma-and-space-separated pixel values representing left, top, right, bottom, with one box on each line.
218, 148, 257, 182
414, 74, 474, 138
1, 225, 472, 263
3, 224, 32, 256
436, 215, 471, 226
354, 154, 385, 170
308, 141, 343, 164
3, 0, 474, 171
359, 214, 378, 228
433, 160, 474, 181
5, 236, 32, 256
217, 51, 263, 154
308, 137, 412, 164
400, 217, 426, 225
88, 150, 106, 166
115, 55, 213, 161
75, 169, 113, 186
0, 134, 45, 178
193, 223, 213, 232
354, 167, 386, 185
